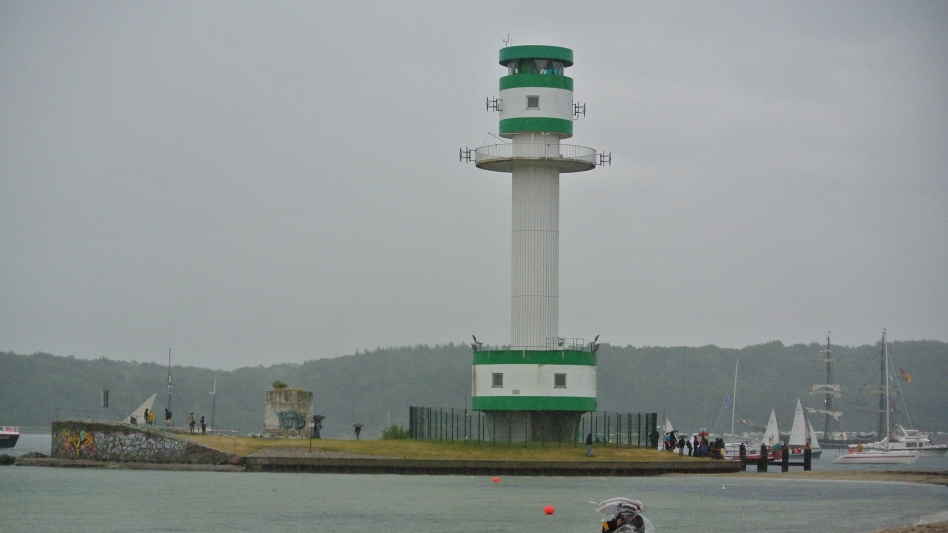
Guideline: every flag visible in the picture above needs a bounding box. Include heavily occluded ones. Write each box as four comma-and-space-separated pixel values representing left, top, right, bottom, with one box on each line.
900, 368, 912, 384
723, 394, 732, 413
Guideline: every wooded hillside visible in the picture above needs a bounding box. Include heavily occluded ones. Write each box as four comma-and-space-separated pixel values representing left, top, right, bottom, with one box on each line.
2, 340, 945, 438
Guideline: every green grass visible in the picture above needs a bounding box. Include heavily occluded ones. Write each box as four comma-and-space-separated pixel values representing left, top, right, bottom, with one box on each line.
186, 434, 704, 462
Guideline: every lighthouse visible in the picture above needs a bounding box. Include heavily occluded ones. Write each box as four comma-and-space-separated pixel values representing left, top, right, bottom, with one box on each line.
463, 45, 606, 442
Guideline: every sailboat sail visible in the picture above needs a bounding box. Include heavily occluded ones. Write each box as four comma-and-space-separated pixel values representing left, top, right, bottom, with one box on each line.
807, 420, 822, 452
808, 384, 842, 397
788, 399, 808, 447
762, 410, 780, 447
804, 407, 844, 421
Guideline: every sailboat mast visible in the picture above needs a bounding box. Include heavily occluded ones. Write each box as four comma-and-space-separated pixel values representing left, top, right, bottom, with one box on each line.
821, 333, 835, 437
876, 330, 887, 440
883, 330, 890, 446
730, 357, 738, 436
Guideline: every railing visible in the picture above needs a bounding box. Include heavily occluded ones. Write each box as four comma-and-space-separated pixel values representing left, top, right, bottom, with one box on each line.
409, 407, 658, 448
475, 338, 592, 352
474, 143, 597, 165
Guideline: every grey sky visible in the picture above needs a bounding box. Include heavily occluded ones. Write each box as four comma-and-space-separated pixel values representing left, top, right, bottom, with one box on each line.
2, 2, 946, 370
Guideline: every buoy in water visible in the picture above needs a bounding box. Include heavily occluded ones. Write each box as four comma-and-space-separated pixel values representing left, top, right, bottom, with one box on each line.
492, 476, 499, 483
544, 505, 554, 515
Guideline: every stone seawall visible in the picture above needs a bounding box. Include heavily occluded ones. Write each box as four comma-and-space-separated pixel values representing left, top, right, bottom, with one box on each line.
51, 420, 234, 464
244, 457, 740, 475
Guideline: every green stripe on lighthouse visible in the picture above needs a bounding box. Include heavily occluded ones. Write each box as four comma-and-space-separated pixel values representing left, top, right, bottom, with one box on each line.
472, 396, 596, 411
499, 45, 574, 66
499, 117, 573, 136
500, 74, 573, 91
473, 349, 595, 366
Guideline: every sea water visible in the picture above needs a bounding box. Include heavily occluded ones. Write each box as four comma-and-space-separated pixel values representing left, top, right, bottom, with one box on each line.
1, 435, 945, 533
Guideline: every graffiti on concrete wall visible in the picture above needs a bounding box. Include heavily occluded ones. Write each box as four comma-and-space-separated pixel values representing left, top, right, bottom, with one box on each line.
276, 410, 307, 430
54, 428, 187, 462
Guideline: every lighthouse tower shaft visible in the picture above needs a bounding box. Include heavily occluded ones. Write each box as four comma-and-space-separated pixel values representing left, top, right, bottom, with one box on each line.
511, 134, 560, 348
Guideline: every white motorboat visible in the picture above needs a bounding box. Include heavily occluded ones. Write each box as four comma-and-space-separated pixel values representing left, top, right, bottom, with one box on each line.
865, 424, 948, 457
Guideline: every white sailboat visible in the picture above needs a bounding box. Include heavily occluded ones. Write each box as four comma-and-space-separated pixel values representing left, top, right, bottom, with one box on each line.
762, 409, 780, 448
787, 398, 822, 459
807, 420, 823, 456
833, 330, 920, 465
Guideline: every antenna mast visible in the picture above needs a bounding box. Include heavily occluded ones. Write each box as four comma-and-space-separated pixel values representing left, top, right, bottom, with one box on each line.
210, 377, 217, 433
166, 347, 172, 413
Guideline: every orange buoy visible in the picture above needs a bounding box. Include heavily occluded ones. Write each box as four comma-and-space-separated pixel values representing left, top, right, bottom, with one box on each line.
544, 505, 554, 515
492, 476, 499, 483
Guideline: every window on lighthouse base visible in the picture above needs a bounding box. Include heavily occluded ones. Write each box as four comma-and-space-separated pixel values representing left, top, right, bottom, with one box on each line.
554, 373, 567, 388
526, 95, 539, 109
492, 373, 504, 388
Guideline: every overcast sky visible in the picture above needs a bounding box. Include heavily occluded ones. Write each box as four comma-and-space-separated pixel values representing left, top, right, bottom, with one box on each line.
2, 1, 946, 370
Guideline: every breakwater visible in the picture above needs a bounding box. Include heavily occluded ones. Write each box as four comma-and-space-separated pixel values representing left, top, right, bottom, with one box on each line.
50, 420, 233, 464
243, 456, 739, 475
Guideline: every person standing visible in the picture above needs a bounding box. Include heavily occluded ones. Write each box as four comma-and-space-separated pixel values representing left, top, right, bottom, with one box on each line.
148, 409, 155, 426
200, 416, 207, 434
686, 435, 693, 456
586, 433, 594, 457
143, 409, 150, 426
187, 413, 196, 433
164, 408, 173, 429
677, 435, 686, 456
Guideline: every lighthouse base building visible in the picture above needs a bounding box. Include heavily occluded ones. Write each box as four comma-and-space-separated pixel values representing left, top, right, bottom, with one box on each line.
473, 345, 596, 442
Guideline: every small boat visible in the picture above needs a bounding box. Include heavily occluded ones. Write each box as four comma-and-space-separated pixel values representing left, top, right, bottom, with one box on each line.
832, 445, 920, 464
786, 398, 822, 459
832, 330, 920, 465
0, 426, 20, 449
723, 409, 781, 461
865, 424, 948, 457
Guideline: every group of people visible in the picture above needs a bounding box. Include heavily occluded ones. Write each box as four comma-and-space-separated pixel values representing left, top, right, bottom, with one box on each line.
186, 412, 208, 434
663, 431, 725, 459
132, 408, 157, 426
129, 408, 207, 434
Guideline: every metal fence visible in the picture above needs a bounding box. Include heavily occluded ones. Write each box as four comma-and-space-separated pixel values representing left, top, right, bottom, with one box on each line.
409, 406, 658, 447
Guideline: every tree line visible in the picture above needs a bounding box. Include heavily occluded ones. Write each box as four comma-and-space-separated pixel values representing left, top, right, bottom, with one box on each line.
1, 339, 945, 438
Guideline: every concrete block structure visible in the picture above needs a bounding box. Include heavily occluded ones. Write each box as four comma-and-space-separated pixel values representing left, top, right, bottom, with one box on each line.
263, 388, 313, 438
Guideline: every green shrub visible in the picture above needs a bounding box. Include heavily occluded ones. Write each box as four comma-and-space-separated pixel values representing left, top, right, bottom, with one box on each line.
271, 380, 287, 390
380, 423, 410, 440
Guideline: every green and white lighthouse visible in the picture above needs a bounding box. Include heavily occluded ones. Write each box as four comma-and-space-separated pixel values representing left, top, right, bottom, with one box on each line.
463, 44, 607, 442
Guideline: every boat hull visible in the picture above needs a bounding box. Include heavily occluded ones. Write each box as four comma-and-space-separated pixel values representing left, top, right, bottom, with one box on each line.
832, 450, 919, 464
0, 434, 19, 449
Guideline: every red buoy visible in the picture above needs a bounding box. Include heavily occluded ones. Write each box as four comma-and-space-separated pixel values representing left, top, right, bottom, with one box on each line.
544, 505, 555, 515
492, 476, 499, 483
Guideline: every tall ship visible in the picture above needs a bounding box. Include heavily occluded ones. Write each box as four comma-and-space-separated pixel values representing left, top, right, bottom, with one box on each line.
0, 426, 20, 448
806, 334, 872, 448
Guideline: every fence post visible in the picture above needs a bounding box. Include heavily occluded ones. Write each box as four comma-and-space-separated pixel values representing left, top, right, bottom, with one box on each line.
781, 441, 789, 472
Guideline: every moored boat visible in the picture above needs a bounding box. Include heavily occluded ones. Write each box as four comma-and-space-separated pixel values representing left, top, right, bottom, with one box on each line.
831, 330, 920, 465
865, 424, 948, 457
787, 399, 823, 459
0, 426, 20, 448
832, 445, 920, 464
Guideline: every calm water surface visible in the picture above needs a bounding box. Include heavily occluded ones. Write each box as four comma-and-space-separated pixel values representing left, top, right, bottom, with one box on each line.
2, 435, 945, 533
